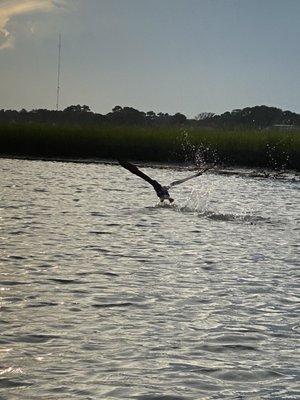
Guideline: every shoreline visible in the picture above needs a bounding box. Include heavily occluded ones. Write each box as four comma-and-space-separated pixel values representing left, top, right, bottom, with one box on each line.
1, 154, 298, 182
0, 124, 299, 171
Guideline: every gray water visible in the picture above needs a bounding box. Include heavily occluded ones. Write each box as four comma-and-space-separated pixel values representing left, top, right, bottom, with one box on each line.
0, 158, 299, 400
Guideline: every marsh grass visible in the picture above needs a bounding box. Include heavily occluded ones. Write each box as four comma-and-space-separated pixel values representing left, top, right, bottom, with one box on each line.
0, 123, 299, 170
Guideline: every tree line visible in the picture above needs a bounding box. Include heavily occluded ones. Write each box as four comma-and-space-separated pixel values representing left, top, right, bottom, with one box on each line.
0, 104, 299, 128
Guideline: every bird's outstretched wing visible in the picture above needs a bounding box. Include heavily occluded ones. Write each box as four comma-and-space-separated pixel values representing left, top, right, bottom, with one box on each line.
168, 167, 211, 188
118, 160, 164, 196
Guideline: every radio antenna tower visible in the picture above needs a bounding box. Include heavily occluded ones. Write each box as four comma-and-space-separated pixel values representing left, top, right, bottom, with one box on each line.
56, 33, 62, 111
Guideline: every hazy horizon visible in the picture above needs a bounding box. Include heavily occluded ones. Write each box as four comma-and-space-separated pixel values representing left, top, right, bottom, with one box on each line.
1, 0, 299, 118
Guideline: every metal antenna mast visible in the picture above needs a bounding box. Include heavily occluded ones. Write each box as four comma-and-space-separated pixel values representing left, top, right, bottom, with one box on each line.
56, 33, 62, 111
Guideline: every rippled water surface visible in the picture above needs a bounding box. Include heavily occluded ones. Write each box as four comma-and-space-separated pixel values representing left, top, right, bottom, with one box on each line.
0, 158, 299, 399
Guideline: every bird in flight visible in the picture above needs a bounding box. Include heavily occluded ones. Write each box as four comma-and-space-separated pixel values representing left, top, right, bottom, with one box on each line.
118, 160, 210, 203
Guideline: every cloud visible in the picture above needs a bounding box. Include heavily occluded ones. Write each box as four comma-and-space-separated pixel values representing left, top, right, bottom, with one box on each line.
0, 0, 64, 50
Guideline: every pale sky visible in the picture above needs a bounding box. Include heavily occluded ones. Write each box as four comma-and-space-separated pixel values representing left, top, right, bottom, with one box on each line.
0, 0, 299, 117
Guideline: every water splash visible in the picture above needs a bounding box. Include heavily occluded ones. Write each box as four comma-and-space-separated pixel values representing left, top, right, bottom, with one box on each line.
152, 184, 272, 225
179, 127, 220, 166
181, 185, 213, 213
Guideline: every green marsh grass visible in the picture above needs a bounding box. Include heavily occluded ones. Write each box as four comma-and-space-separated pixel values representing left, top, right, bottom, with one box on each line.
0, 123, 299, 170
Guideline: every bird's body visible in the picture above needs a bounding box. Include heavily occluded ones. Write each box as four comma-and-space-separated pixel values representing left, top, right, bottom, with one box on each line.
118, 160, 210, 203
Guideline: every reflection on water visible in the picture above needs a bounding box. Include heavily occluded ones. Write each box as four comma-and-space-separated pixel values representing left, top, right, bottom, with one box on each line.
0, 159, 299, 399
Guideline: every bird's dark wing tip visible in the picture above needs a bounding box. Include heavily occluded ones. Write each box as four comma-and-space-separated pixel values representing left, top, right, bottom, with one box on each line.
118, 159, 135, 170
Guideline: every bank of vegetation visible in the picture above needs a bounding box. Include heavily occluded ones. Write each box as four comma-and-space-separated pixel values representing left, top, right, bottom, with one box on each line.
0, 105, 299, 170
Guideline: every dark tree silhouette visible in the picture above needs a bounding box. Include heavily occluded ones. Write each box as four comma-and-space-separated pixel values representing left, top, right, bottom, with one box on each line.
195, 112, 215, 120
64, 105, 91, 113
0, 104, 299, 128
172, 112, 187, 124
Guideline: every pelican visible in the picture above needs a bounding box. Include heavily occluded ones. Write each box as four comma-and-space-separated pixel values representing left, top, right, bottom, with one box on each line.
118, 160, 210, 203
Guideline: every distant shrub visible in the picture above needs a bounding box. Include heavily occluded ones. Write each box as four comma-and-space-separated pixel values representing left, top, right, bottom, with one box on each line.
0, 124, 299, 170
